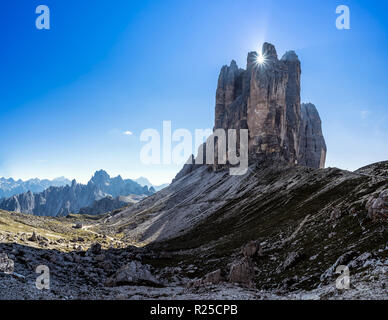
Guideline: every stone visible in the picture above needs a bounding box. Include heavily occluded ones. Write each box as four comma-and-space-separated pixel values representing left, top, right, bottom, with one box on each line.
105, 261, 160, 287
186, 279, 202, 289
27, 231, 47, 243
242, 241, 262, 258
366, 190, 388, 219
330, 208, 342, 220
228, 258, 255, 287
203, 269, 223, 285
28, 231, 38, 242
0, 253, 14, 274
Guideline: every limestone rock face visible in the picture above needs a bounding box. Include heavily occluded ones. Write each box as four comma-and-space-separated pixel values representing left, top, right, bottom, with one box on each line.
298, 103, 327, 168
212, 42, 326, 168
282, 51, 302, 164
215, 60, 245, 130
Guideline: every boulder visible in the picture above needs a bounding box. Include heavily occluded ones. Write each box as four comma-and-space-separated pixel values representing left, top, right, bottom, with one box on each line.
105, 261, 160, 287
242, 240, 262, 258
28, 231, 38, 242
330, 208, 342, 220
0, 253, 14, 274
366, 190, 388, 219
89, 243, 102, 255
28, 231, 47, 243
228, 258, 255, 287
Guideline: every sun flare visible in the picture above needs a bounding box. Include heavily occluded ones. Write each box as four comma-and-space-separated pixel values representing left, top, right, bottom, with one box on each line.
256, 53, 266, 65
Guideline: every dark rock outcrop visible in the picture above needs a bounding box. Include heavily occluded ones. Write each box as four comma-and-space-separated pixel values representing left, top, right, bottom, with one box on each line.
242, 240, 262, 258
203, 42, 326, 169
298, 103, 327, 168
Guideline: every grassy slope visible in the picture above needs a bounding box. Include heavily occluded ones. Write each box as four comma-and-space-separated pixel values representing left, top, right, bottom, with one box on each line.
0, 210, 122, 252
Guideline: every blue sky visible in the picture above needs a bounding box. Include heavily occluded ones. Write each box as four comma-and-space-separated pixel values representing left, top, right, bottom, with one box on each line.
0, 0, 387, 184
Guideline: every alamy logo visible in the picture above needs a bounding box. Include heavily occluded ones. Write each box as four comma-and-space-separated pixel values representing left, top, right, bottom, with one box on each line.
335, 265, 350, 290
36, 265, 50, 290
336, 5, 350, 30
140, 121, 249, 176
35, 5, 50, 30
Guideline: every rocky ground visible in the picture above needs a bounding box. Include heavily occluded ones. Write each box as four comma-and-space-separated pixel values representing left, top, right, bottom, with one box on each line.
0, 235, 386, 300
1, 161, 387, 300
0, 237, 386, 300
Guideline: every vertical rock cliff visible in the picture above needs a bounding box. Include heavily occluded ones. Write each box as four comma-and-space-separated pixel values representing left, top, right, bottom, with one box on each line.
298, 103, 327, 168
213, 42, 326, 169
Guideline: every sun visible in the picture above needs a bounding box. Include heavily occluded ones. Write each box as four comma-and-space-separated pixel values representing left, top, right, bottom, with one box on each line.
256, 53, 266, 65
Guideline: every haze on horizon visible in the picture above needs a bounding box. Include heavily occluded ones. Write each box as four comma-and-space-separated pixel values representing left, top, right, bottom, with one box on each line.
1, 0, 387, 185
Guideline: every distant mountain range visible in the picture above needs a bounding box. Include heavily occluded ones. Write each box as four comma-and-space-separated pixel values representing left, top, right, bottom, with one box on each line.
0, 170, 154, 216
0, 176, 71, 199
78, 194, 147, 215
134, 177, 169, 191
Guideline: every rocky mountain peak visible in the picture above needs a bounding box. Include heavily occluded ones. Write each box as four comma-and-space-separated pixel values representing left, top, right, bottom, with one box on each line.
212, 42, 326, 169
88, 169, 110, 186
0, 170, 154, 216
281, 50, 299, 62
262, 42, 278, 59
0, 176, 71, 199
94, 169, 110, 178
